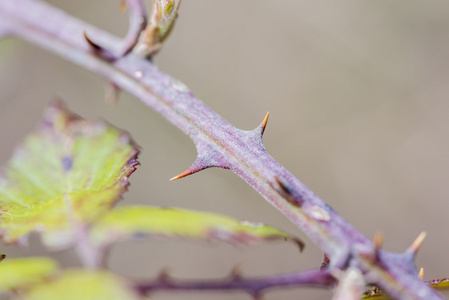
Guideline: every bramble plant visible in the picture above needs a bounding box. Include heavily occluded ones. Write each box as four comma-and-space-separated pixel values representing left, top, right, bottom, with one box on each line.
0, 1, 448, 299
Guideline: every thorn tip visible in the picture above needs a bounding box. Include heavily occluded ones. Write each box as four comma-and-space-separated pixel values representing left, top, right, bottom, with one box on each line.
418, 268, 424, 280
169, 168, 193, 181
373, 231, 384, 251
260, 111, 270, 133
408, 231, 427, 255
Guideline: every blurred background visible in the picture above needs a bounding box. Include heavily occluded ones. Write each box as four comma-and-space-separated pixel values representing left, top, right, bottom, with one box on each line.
1, 1, 449, 299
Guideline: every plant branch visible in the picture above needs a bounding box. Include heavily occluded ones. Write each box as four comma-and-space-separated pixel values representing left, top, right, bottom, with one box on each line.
0, 1, 444, 299
135, 268, 335, 299
120, 0, 147, 56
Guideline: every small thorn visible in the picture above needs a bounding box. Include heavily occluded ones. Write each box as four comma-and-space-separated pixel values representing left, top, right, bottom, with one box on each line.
229, 263, 243, 280
418, 268, 424, 280
118, 0, 127, 11
158, 268, 172, 282
373, 231, 384, 251
292, 237, 306, 252
408, 231, 427, 255
260, 112, 270, 134
105, 82, 120, 106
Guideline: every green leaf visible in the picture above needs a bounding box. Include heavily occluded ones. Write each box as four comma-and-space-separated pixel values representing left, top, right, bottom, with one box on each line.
89, 206, 304, 251
0, 102, 139, 248
25, 270, 139, 300
0, 257, 57, 292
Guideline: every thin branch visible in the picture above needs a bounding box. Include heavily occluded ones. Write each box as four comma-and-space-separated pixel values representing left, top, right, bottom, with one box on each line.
0, 1, 444, 299
120, 0, 147, 56
135, 269, 335, 299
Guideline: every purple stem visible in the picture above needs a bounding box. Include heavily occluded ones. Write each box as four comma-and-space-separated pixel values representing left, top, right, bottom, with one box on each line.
135, 269, 335, 299
0, 1, 444, 299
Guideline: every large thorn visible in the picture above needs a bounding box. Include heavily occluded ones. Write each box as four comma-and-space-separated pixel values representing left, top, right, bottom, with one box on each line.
407, 231, 427, 256
169, 159, 211, 181
170, 167, 196, 181
260, 112, 270, 135
170, 144, 230, 181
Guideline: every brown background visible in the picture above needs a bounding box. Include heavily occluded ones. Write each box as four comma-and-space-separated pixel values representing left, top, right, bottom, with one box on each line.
1, 1, 449, 299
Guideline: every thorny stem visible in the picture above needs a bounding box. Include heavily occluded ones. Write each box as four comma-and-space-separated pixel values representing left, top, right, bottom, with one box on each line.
135, 269, 335, 299
0, 1, 444, 299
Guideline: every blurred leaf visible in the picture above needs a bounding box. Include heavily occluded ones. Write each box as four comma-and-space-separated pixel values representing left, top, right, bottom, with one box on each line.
362, 278, 449, 299
0, 257, 57, 292
89, 205, 304, 251
151, 0, 182, 41
25, 270, 138, 300
0, 102, 139, 248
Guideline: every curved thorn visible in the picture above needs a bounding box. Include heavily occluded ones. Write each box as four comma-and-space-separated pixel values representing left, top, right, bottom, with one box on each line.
260, 111, 270, 135
272, 176, 303, 207
274, 176, 292, 196
294, 238, 306, 252
83, 30, 101, 51
408, 231, 427, 255
418, 268, 424, 280
83, 31, 116, 61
